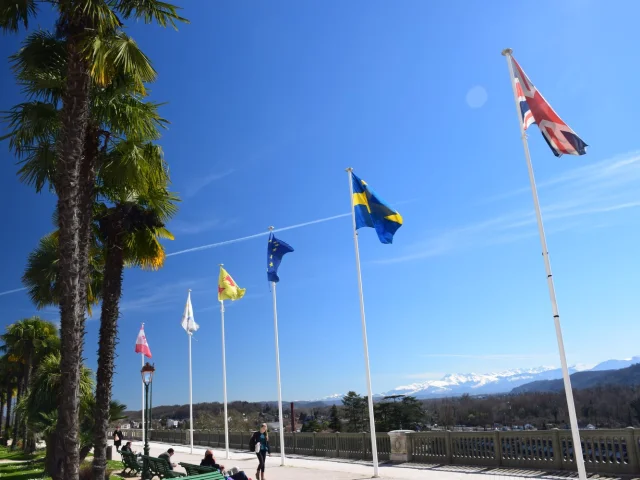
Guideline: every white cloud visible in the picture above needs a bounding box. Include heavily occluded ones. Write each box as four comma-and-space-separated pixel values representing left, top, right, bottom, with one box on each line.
120, 278, 213, 313
419, 353, 555, 360
0, 287, 27, 297
377, 151, 640, 264
403, 372, 447, 380
166, 213, 350, 258
170, 218, 239, 236
183, 170, 234, 198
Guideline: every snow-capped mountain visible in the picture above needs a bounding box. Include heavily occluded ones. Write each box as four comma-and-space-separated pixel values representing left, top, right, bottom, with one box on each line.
590, 356, 640, 371
383, 366, 573, 398
316, 356, 640, 402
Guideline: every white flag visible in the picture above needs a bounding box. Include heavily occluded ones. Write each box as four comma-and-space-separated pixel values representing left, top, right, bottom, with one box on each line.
181, 291, 199, 333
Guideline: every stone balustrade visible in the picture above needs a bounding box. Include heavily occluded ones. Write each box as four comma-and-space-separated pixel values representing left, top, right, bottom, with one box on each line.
109, 427, 640, 476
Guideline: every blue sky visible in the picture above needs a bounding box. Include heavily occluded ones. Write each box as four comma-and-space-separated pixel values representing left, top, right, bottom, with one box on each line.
1, 0, 640, 410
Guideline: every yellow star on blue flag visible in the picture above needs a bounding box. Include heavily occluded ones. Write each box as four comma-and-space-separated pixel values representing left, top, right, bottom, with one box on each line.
351, 172, 403, 244
267, 232, 294, 283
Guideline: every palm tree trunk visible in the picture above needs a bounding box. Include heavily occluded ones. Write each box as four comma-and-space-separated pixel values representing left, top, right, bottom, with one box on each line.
78, 124, 98, 320
92, 222, 125, 480
0, 390, 5, 439
52, 31, 93, 480
10, 382, 22, 450
3, 391, 11, 445
21, 354, 32, 452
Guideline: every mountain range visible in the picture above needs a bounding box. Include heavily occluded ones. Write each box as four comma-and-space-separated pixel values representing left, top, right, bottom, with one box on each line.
512, 363, 640, 394
318, 355, 640, 402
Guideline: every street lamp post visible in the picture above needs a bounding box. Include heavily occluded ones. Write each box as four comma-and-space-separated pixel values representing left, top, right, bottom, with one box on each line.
141, 362, 155, 480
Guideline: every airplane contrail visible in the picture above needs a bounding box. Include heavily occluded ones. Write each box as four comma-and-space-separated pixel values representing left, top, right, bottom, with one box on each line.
0, 287, 27, 297
0, 213, 352, 297
166, 212, 350, 257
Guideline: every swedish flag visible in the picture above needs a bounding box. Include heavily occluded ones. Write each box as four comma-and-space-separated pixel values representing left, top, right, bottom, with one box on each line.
351, 172, 403, 244
267, 232, 294, 283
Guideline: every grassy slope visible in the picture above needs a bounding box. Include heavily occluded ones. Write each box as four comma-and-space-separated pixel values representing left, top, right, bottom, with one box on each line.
0, 447, 124, 480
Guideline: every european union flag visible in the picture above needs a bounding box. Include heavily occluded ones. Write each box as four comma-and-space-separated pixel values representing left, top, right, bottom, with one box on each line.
351, 172, 403, 244
267, 232, 294, 283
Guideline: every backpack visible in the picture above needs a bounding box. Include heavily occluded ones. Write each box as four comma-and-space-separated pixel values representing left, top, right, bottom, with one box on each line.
248, 433, 257, 452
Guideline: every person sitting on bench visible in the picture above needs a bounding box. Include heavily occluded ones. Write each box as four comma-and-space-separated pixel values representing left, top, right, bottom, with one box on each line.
200, 450, 224, 471
121, 442, 134, 454
200, 450, 250, 480
158, 448, 177, 470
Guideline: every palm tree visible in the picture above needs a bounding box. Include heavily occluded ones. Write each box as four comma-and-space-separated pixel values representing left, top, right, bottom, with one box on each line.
0, 356, 20, 444
0, 317, 59, 450
92, 186, 176, 480
1, 4, 186, 479
3, 27, 174, 480
6, 42, 177, 478
15, 352, 92, 474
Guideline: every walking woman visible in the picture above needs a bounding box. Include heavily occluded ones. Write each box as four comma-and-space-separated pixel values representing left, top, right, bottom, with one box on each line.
113, 426, 123, 452
249, 423, 270, 480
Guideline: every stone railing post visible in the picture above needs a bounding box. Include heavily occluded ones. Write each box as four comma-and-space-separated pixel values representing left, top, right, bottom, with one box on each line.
444, 430, 453, 464
493, 430, 502, 466
293, 432, 297, 454
632, 427, 640, 474
551, 428, 563, 470
388, 430, 412, 463
313, 432, 317, 456
335, 433, 340, 458
625, 427, 638, 472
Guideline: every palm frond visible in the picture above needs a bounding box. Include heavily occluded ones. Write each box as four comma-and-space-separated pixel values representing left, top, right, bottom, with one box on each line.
0, 0, 37, 33
139, 186, 179, 221
92, 91, 167, 140
87, 30, 156, 92
22, 232, 104, 312
75, 0, 121, 33
115, 0, 189, 30
99, 140, 171, 195
9, 30, 66, 102
20, 353, 94, 433
16, 141, 57, 192
1, 101, 59, 156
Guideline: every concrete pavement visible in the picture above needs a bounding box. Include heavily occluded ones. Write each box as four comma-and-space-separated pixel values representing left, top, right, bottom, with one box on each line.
109, 440, 629, 480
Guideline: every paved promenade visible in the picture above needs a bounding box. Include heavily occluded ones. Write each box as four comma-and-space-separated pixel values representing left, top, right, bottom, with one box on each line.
112, 440, 631, 480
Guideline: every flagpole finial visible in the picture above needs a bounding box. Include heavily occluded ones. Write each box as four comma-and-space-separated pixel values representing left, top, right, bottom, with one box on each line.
188, 289, 192, 292
346, 167, 353, 173
501, 48, 513, 56
268, 226, 274, 232
219, 263, 223, 266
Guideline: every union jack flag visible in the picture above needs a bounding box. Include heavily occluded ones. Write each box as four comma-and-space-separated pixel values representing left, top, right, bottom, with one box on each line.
510, 56, 587, 157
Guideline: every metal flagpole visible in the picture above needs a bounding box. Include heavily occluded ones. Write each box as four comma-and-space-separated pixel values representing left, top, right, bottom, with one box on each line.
502, 48, 586, 480
346, 167, 379, 478
141, 351, 145, 445
219, 267, 230, 459
188, 290, 194, 453
267, 227, 287, 465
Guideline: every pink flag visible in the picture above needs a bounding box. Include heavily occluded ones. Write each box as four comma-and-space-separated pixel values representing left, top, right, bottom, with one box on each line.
135, 325, 152, 358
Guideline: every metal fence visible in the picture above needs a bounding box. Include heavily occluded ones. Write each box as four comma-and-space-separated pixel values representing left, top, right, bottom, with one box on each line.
109, 427, 640, 476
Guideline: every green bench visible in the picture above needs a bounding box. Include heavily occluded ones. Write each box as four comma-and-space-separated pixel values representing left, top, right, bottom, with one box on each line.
120, 451, 142, 477
181, 473, 226, 480
142, 455, 186, 479
179, 463, 225, 479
